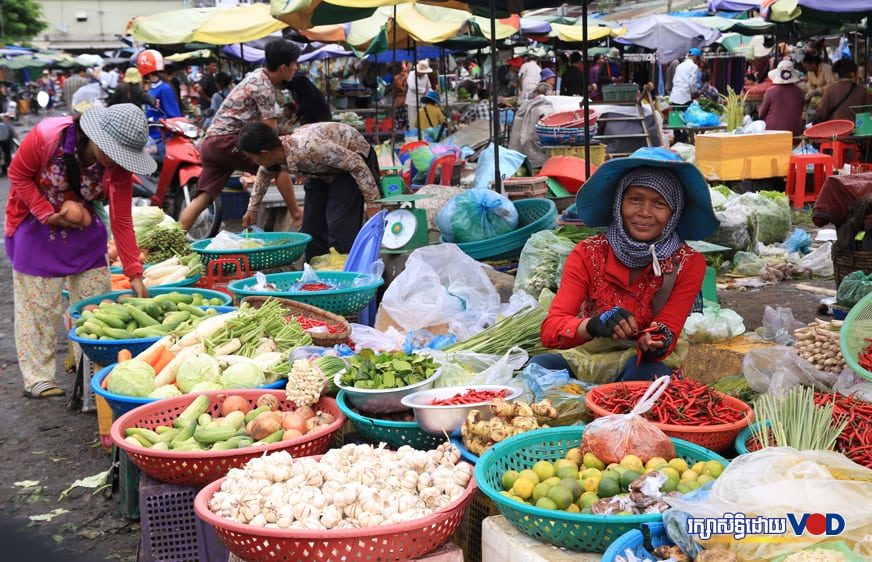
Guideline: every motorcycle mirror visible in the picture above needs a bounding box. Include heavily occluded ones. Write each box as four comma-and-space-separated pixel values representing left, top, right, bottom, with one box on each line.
36, 91, 49, 108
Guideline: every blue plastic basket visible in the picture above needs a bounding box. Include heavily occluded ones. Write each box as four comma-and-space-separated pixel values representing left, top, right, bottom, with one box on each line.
440, 198, 557, 261
91, 364, 287, 419
69, 328, 161, 366
227, 272, 384, 317
475, 426, 729, 553
602, 523, 672, 562
735, 420, 770, 455
337, 391, 445, 450
70, 287, 232, 318
451, 438, 480, 464
190, 232, 311, 271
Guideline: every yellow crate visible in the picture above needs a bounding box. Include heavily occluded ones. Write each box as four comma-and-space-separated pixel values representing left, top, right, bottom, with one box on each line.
543, 143, 607, 166
694, 131, 792, 181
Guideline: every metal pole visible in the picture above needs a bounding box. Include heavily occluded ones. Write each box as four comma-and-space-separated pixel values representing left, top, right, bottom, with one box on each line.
413, 39, 421, 141
489, 0, 502, 193
391, 5, 398, 155
582, 0, 591, 180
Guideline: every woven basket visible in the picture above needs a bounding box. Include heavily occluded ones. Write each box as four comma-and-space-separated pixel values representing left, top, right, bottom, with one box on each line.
240, 296, 350, 347
833, 249, 872, 287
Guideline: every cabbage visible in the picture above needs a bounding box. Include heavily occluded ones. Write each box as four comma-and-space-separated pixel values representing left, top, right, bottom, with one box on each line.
132, 206, 167, 238
107, 360, 155, 397
190, 381, 224, 392
176, 353, 221, 393
220, 362, 266, 389
148, 385, 182, 399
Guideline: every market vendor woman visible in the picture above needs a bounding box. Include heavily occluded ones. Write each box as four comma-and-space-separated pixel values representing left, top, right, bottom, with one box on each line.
5, 104, 156, 398
536, 147, 719, 382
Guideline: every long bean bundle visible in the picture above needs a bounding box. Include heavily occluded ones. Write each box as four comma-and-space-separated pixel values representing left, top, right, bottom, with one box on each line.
205, 299, 311, 357
445, 306, 548, 356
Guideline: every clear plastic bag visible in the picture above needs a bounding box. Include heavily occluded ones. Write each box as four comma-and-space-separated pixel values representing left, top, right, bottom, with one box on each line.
795, 241, 834, 277
580, 376, 677, 464
514, 231, 577, 297
349, 324, 406, 352
708, 206, 752, 250
448, 292, 538, 342
683, 302, 745, 343
205, 230, 265, 251
742, 345, 839, 396
726, 192, 791, 246
784, 227, 813, 255
436, 189, 519, 243
837, 271, 872, 307
521, 363, 571, 402
420, 347, 529, 388
247, 271, 279, 292
731, 251, 765, 277
759, 305, 804, 345
402, 330, 458, 354
665, 447, 872, 561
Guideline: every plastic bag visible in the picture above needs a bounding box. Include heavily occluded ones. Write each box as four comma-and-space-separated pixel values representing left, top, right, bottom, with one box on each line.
409, 145, 434, 184
380, 244, 499, 332
521, 363, 571, 402
349, 324, 406, 352
543, 384, 595, 426
205, 230, 264, 251
743, 346, 839, 396
795, 241, 833, 277
785, 228, 813, 255
708, 206, 752, 250
292, 264, 338, 291
436, 189, 519, 243
246, 272, 279, 292
837, 271, 872, 307
683, 101, 720, 127
758, 306, 804, 345
514, 231, 577, 297
448, 291, 538, 342
683, 302, 745, 343
580, 377, 676, 464
562, 337, 689, 385
833, 369, 872, 402
472, 143, 528, 190
665, 447, 872, 561
402, 330, 458, 354
310, 248, 348, 271
726, 192, 791, 246
731, 251, 765, 277
420, 347, 529, 388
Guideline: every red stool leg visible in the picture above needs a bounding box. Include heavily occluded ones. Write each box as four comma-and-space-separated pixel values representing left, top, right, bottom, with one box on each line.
786, 161, 797, 208
795, 161, 808, 208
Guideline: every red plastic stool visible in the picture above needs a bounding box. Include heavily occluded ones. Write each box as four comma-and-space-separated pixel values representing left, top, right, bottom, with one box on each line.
425, 153, 458, 185
818, 139, 860, 169
785, 154, 833, 209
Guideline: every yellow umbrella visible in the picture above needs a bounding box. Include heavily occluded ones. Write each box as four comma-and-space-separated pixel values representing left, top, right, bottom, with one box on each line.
271, 0, 413, 30
549, 23, 626, 43
129, 4, 287, 45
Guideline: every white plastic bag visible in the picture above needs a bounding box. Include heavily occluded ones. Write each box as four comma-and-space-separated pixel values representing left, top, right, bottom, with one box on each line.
349, 324, 406, 352
666, 447, 872, 561
833, 369, 872, 402
420, 347, 529, 388
743, 346, 839, 396
759, 305, 804, 345
795, 241, 834, 277
448, 292, 537, 342
246, 272, 279, 292
380, 244, 499, 331
205, 230, 264, 251
683, 302, 745, 343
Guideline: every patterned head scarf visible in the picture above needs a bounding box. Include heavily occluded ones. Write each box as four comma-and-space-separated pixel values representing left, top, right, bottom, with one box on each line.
605, 167, 685, 275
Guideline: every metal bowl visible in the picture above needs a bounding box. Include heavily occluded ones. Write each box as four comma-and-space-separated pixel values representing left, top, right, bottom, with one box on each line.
400, 385, 523, 436
333, 369, 443, 415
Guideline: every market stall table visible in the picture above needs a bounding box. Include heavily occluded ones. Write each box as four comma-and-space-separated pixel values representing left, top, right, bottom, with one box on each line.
482, 516, 602, 562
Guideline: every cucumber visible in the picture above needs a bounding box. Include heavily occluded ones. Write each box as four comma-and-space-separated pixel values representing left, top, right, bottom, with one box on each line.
103, 304, 131, 321
170, 421, 197, 445
254, 429, 284, 445
244, 406, 271, 424
145, 303, 164, 320
124, 428, 160, 445
159, 300, 177, 313
220, 411, 246, 431
174, 395, 211, 428
154, 426, 175, 434
154, 292, 192, 305
162, 311, 190, 326
125, 304, 159, 327
197, 413, 213, 427
102, 327, 134, 340
95, 312, 125, 329
177, 303, 206, 317
132, 326, 168, 338
193, 424, 237, 444
126, 320, 137, 333
211, 436, 253, 451
82, 321, 105, 337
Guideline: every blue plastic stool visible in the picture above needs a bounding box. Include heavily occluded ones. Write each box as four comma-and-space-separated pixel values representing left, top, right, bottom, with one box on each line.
344, 210, 387, 326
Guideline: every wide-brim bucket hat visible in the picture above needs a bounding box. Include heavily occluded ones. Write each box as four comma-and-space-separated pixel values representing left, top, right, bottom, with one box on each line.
768, 60, 800, 84
80, 103, 157, 176
576, 146, 719, 241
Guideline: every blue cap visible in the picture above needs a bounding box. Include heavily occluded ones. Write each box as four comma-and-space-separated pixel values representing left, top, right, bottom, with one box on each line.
688, 48, 702, 57
421, 90, 441, 104
540, 68, 556, 81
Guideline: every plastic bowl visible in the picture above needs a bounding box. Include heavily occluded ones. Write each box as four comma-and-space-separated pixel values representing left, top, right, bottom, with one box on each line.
333, 369, 443, 415
400, 385, 522, 436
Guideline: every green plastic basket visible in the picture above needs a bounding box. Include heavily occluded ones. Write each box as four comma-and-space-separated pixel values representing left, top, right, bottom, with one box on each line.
336, 391, 445, 450
190, 232, 312, 271
227, 271, 384, 317
841, 291, 872, 382
441, 198, 557, 261
475, 426, 728, 553
70, 287, 232, 318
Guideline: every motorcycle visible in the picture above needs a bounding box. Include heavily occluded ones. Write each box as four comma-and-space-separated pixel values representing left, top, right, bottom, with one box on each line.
133, 116, 222, 241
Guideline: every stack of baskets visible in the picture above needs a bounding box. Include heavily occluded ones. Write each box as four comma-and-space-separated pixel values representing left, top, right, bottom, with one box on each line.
190, 232, 311, 272
501, 177, 549, 200
535, 109, 598, 147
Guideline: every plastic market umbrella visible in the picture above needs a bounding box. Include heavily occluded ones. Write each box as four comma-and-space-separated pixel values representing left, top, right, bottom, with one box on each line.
270, 0, 413, 29
128, 4, 287, 45
548, 23, 626, 43
616, 14, 722, 64
299, 43, 355, 62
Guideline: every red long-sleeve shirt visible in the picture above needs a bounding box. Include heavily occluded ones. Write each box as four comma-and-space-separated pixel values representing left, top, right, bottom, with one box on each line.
541, 234, 705, 357
5, 116, 142, 278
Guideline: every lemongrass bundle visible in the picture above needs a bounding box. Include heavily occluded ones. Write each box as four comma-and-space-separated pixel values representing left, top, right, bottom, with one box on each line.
752, 386, 848, 451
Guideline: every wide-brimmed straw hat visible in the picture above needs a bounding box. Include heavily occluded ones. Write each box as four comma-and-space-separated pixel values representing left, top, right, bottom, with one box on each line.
576, 146, 719, 241
80, 103, 157, 175
416, 60, 433, 74
768, 60, 800, 84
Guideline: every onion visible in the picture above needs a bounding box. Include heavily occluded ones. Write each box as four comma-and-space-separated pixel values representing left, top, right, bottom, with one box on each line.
282, 429, 303, 440
256, 394, 279, 411
281, 412, 307, 434
295, 405, 315, 421
221, 395, 251, 417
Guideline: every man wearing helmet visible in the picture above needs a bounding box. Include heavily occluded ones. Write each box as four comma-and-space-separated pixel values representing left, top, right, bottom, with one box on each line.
136, 49, 182, 153
179, 39, 301, 232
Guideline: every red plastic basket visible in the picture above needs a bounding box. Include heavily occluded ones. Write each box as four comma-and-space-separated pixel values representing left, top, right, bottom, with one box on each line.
805, 119, 855, 139
110, 390, 345, 486
585, 382, 753, 453
539, 109, 599, 129
196, 255, 252, 297
194, 463, 478, 562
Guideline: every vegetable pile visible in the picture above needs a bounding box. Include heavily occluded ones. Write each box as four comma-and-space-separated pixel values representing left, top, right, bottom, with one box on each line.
339, 350, 438, 390
122, 394, 336, 452
431, 388, 510, 406
814, 393, 872, 469
293, 316, 346, 335
857, 338, 872, 373
752, 387, 848, 452
138, 224, 191, 264
498, 449, 723, 515
591, 380, 749, 426
141, 255, 204, 288
793, 319, 846, 373
207, 442, 472, 529
75, 292, 225, 340
461, 398, 558, 456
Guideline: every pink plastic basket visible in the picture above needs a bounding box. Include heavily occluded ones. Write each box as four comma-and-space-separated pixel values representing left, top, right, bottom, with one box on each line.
539, 109, 599, 129
194, 464, 477, 562
805, 119, 855, 139
110, 390, 345, 486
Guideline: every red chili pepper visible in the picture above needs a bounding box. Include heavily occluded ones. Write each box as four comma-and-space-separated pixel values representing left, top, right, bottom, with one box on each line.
299, 282, 332, 292
431, 388, 509, 406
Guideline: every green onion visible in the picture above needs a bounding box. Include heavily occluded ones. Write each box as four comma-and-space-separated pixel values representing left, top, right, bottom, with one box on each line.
752, 386, 848, 451
445, 305, 548, 356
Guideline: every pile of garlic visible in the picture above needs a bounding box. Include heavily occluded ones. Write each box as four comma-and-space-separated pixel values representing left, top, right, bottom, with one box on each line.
208, 442, 471, 530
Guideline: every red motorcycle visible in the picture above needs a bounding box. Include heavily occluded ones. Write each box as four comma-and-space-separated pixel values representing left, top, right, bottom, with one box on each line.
133, 117, 222, 240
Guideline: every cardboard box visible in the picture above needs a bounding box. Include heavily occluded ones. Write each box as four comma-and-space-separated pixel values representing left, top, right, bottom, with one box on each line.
695, 131, 792, 181
682, 334, 775, 385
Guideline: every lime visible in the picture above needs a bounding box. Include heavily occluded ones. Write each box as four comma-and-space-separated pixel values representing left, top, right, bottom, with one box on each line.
677, 483, 693, 494
532, 482, 552, 502
645, 456, 668, 471
668, 458, 689, 474
704, 461, 724, 478
533, 461, 555, 482
661, 478, 677, 493
579, 491, 599, 509
543, 477, 561, 487
565, 448, 583, 466
620, 455, 644, 472
501, 470, 519, 491
619, 469, 642, 490
554, 459, 576, 473
581, 507, 593, 514
583, 452, 606, 470
660, 467, 681, 483
681, 469, 699, 482
518, 469, 540, 485
581, 476, 600, 493
556, 465, 579, 480
597, 477, 620, 498
697, 474, 714, 485
547, 485, 574, 510
691, 461, 705, 474
560, 478, 583, 501
512, 478, 535, 499
566, 503, 581, 513
606, 463, 622, 472
601, 470, 621, 481
535, 497, 558, 510
580, 468, 602, 480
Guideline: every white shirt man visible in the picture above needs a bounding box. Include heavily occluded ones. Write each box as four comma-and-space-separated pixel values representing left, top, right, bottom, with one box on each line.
518, 59, 542, 101
670, 50, 701, 105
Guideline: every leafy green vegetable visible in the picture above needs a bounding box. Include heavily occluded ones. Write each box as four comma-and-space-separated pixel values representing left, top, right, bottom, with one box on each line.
148, 385, 183, 399
340, 350, 437, 389
107, 360, 155, 397
176, 353, 221, 393
220, 362, 266, 389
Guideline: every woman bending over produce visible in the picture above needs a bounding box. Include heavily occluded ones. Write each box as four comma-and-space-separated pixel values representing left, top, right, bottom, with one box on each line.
536, 147, 719, 382
5, 104, 156, 398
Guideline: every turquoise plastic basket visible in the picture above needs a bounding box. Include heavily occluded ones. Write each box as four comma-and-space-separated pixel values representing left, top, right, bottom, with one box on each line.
440, 198, 557, 261
70, 287, 232, 318
337, 391, 445, 450
190, 232, 311, 271
60, 269, 201, 300
227, 272, 384, 317
475, 426, 728, 553
91, 364, 287, 419
734, 420, 771, 455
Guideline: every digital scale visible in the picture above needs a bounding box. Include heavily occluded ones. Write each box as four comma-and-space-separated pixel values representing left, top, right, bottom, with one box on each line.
378, 194, 432, 254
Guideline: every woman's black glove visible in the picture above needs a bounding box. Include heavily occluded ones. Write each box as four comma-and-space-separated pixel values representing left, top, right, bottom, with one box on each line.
586, 306, 634, 338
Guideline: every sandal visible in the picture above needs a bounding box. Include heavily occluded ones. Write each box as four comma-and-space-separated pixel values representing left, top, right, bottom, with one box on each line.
24, 381, 66, 399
